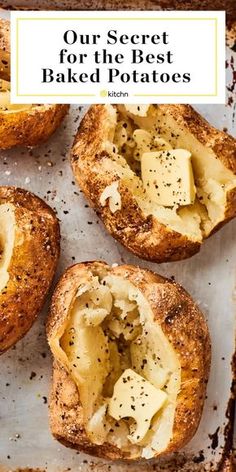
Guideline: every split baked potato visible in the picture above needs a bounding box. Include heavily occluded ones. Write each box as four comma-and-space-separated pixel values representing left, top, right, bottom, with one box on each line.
47, 261, 211, 460
0, 186, 60, 354
0, 18, 69, 149
71, 104, 236, 262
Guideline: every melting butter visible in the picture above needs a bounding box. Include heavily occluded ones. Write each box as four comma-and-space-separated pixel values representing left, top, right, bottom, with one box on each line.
109, 369, 167, 444
141, 149, 196, 207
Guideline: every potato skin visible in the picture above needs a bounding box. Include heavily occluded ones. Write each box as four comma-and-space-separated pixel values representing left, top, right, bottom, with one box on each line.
71, 104, 236, 263
0, 18, 69, 149
0, 104, 69, 149
0, 186, 60, 354
47, 262, 211, 461
0, 18, 10, 81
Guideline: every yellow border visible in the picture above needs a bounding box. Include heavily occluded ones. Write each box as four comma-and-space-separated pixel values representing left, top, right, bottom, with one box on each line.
16, 17, 218, 98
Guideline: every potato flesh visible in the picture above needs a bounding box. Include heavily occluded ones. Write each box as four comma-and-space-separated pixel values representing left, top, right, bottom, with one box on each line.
59, 271, 181, 458
0, 203, 15, 293
102, 104, 236, 241
60, 278, 111, 419
100, 181, 121, 213
0, 79, 34, 112
125, 105, 150, 116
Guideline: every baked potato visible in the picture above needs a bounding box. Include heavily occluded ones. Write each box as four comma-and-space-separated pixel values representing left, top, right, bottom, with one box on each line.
0, 186, 60, 354
71, 104, 236, 263
0, 18, 10, 81
47, 261, 211, 460
0, 18, 69, 149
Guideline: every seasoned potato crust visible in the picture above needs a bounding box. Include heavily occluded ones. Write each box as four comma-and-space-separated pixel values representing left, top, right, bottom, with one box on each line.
0, 186, 60, 353
0, 18, 10, 81
0, 17, 69, 149
47, 262, 211, 460
71, 105, 236, 263
0, 103, 69, 149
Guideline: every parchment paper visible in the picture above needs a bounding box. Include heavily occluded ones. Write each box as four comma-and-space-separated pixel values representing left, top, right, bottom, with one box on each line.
0, 10, 235, 472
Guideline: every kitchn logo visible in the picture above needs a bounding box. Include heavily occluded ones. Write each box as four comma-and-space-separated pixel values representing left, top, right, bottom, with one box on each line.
100, 90, 129, 98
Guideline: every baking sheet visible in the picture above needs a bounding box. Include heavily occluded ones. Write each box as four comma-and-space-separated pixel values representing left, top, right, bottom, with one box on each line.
0, 0, 235, 21
0, 11, 235, 472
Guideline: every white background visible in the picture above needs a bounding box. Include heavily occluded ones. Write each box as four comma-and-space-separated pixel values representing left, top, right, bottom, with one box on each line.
10, 10, 225, 104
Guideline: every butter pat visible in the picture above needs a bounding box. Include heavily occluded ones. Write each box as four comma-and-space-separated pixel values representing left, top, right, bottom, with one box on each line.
141, 149, 196, 207
108, 369, 167, 444
125, 105, 150, 117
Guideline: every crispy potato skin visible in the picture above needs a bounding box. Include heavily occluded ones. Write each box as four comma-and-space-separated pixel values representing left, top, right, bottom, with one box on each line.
47, 262, 211, 461
0, 18, 69, 149
158, 105, 236, 174
71, 105, 200, 263
0, 104, 69, 149
71, 105, 236, 262
0, 18, 10, 81
0, 186, 60, 354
